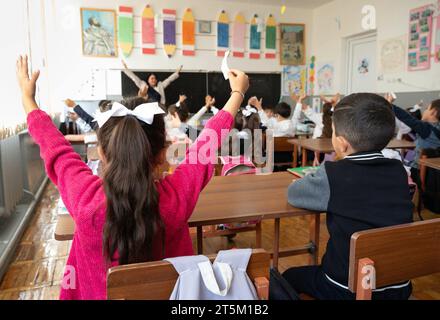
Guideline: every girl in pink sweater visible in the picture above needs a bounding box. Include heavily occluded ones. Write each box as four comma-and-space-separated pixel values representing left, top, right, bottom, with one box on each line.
16, 55, 249, 300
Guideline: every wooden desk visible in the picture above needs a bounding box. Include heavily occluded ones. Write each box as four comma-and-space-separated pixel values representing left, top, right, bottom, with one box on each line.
288, 138, 416, 167
419, 157, 440, 171
54, 172, 320, 269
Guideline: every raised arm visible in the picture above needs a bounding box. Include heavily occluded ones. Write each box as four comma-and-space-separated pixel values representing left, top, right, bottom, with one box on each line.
161, 65, 182, 89
158, 69, 249, 226
17, 55, 102, 222
65, 99, 98, 130
392, 105, 440, 139
121, 60, 148, 90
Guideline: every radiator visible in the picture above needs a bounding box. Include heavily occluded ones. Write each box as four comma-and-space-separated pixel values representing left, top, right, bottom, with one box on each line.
0, 135, 24, 217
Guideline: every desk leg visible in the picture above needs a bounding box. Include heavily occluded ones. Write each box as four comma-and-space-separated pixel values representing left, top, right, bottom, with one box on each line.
308, 214, 320, 265
293, 145, 298, 168
302, 148, 307, 167
256, 221, 262, 248
273, 218, 280, 270
197, 226, 203, 254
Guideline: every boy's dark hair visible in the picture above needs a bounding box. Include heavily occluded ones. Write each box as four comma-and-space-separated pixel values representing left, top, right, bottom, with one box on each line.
431, 99, 440, 120
99, 100, 112, 112
333, 93, 395, 152
274, 102, 291, 119
263, 105, 274, 112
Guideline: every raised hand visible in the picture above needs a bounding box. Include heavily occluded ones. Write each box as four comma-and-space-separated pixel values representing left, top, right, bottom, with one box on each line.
179, 94, 187, 104
228, 69, 249, 95
138, 85, 148, 98
248, 96, 258, 107
16, 55, 40, 114
65, 99, 76, 108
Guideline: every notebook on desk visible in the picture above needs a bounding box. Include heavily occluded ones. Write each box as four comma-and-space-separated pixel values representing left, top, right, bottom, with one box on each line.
287, 167, 318, 178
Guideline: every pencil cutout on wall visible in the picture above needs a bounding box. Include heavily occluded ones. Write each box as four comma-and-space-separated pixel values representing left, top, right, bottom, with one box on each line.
265, 14, 277, 59
217, 10, 229, 57
162, 9, 177, 58
142, 5, 155, 55
118, 6, 134, 57
232, 13, 246, 58
182, 8, 195, 56
249, 15, 261, 59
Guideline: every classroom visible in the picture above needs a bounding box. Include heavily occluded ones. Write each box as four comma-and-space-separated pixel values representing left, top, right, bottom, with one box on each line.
0, 0, 439, 305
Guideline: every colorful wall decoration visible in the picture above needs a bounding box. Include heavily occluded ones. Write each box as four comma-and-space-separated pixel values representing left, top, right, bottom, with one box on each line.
118, 6, 133, 57
141, 5, 155, 55
317, 63, 335, 95
217, 10, 229, 57
232, 13, 246, 58
280, 23, 306, 65
380, 35, 406, 74
408, 4, 434, 71
80, 8, 117, 57
281, 66, 307, 96
265, 14, 277, 59
249, 15, 261, 59
308, 56, 316, 96
435, 0, 440, 63
163, 9, 177, 58
182, 8, 195, 56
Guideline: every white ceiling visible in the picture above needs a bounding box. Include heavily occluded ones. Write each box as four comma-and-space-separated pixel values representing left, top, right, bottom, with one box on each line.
221, 0, 334, 9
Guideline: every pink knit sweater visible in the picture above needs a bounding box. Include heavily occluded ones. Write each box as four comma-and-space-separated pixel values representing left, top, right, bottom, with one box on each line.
27, 109, 233, 300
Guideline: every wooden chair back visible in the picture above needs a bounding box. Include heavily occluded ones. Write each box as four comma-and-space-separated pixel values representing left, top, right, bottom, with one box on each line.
348, 219, 440, 300
274, 137, 293, 152
107, 249, 270, 300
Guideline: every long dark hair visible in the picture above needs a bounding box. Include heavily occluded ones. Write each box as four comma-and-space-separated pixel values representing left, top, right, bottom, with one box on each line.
97, 97, 166, 265
168, 103, 190, 123
321, 102, 334, 139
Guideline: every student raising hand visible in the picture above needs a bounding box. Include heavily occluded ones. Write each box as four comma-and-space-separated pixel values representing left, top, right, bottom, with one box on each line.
16, 55, 40, 114
223, 69, 249, 117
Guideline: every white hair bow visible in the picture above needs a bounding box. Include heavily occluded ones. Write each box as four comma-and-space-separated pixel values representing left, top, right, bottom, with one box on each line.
242, 105, 257, 117
93, 102, 165, 128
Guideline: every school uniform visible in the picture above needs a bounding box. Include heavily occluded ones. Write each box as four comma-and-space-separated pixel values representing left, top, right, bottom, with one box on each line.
73, 104, 98, 130
393, 105, 440, 169
284, 151, 414, 300
259, 103, 301, 138
303, 107, 323, 139
27, 108, 234, 299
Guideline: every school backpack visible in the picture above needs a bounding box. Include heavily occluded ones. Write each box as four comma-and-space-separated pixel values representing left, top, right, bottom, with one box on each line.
165, 249, 259, 300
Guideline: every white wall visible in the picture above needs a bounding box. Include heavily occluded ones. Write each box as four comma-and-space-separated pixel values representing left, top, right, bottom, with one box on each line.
37, 0, 314, 113
0, 0, 29, 128
311, 0, 440, 94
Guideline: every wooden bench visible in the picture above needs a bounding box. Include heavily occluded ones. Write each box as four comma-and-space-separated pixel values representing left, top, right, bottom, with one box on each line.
348, 219, 440, 300
107, 249, 270, 300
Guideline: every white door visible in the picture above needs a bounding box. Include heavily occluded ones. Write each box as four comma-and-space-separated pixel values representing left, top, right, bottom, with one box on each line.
346, 32, 377, 94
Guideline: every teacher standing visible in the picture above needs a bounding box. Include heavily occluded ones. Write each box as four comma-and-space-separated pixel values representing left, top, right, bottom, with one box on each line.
122, 60, 182, 105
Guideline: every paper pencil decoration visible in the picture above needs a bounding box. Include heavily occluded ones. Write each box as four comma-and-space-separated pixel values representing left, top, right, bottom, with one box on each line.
163, 9, 177, 58
309, 56, 316, 96
249, 15, 261, 59
142, 5, 155, 55
232, 13, 246, 58
118, 6, 134, 57
265, 14, 276, 59
182, 8, 195, 56
217, 10, 229, 57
